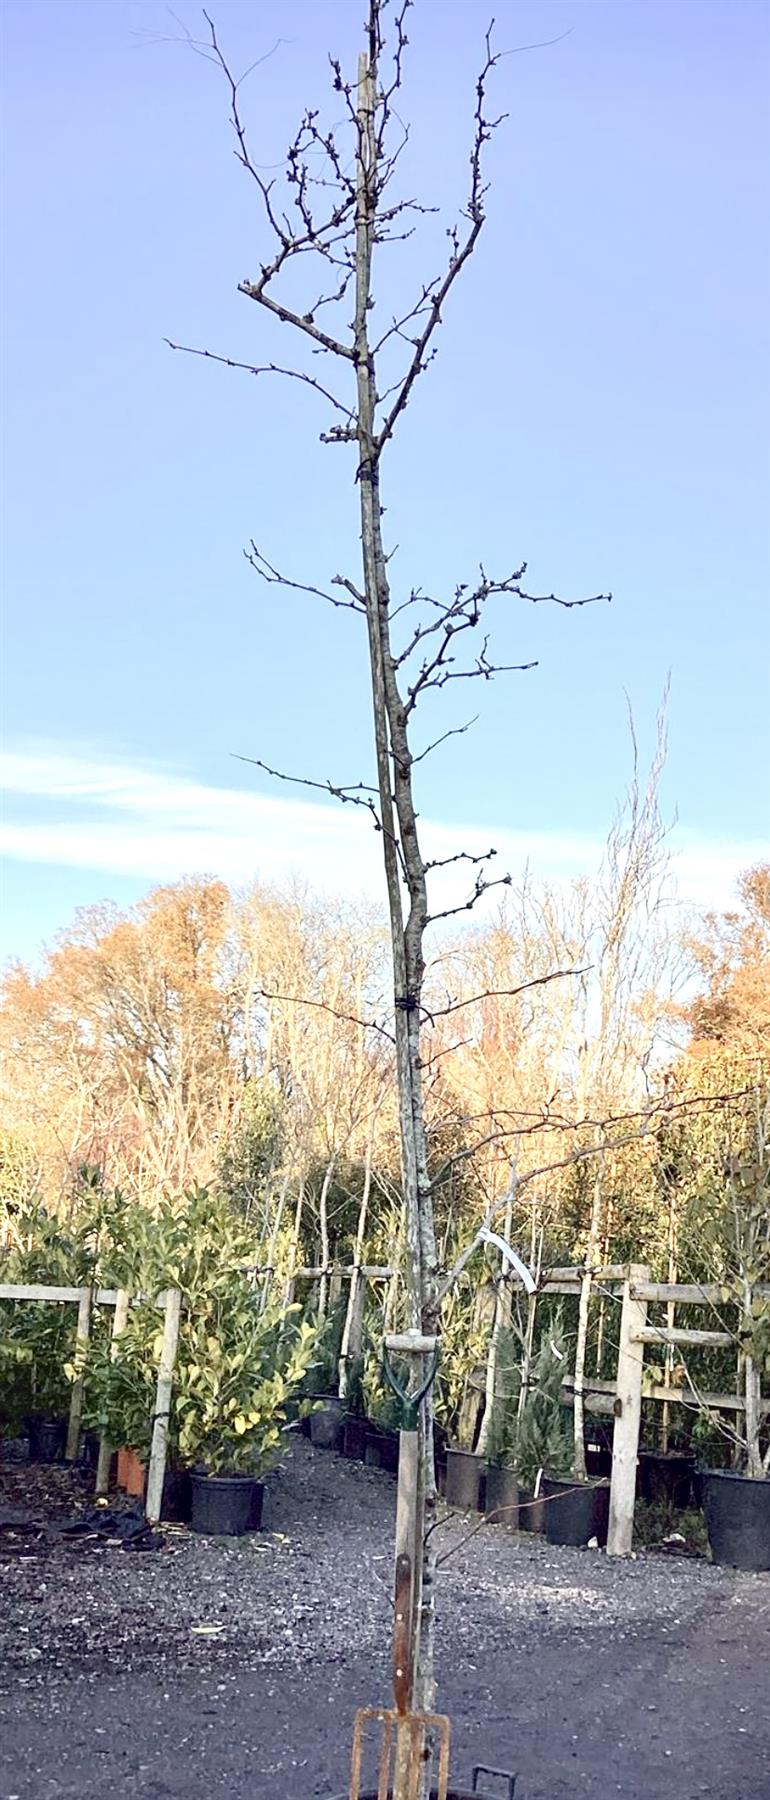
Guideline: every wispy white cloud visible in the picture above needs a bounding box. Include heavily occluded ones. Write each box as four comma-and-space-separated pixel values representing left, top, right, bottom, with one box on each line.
1, 740, 762, 917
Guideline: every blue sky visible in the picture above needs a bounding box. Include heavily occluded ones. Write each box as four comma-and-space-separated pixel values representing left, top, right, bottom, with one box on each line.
2, 0, 769, 966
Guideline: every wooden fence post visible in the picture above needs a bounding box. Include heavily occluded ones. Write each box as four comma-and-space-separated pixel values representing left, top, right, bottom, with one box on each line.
607, 1263, 648, 1557
145, 1288, 182, 1527
65, 1287, 93, 1461
95, 1288, 130, 1495
338, 1267, 367, 1396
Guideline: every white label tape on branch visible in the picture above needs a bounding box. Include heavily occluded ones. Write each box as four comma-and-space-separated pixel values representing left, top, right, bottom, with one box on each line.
477, 1227, 536, 1294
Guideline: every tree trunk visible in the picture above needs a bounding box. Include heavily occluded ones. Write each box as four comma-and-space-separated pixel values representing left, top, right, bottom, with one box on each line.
354, 52, 439, 1757
260, 1172, 290, 1312
745, 1357, 762, 1478
661, 1182, 678, 1452
573, 1168, 604, 1479
476, 1194, 514, 1456
317, 1154, 337, 1322
282, 1178, 305, 1307
518, 1225, 543, 1424
338, 1116, 376, 1396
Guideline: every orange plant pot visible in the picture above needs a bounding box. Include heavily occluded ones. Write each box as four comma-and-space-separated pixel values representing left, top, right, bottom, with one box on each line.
117, 1446, 146, 1497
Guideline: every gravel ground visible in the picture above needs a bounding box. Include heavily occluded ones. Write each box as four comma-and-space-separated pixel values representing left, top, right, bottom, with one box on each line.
1, 1437, 768, 1800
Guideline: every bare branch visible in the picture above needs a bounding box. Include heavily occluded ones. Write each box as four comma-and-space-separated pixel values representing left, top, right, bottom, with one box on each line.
423, 842, 495, 875
331, 573, 366, 605
395, 565, 610, 678
197, 14, 357, 359
375, 24, 506, 453
406, 634, 537, 713
260, 988, 396, 1044
517, 587, 613, 610
165, 340, 355, 427
245, 544, 366, 614
232, 752, 382, 827
238, 277, 355, 362
428, 966, 591, 1020
411, 716, 479, 767
434, 1085, 761, 1297
426, 869, 513, 926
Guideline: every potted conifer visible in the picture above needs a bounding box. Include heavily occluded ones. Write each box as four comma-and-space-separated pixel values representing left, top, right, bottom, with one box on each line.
341, 1358, 369, 1461
483, 1329, 521, 1528
528, 1332, 610, 1546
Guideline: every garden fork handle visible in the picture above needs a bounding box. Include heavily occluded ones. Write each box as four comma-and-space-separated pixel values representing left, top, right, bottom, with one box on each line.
393, 1551, 413, 1713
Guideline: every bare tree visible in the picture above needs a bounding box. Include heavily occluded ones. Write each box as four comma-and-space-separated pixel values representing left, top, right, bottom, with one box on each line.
171, 4, 607, 1779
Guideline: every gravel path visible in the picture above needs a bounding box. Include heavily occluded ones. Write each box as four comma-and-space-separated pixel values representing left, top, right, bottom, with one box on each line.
1, 1438, 768, 1799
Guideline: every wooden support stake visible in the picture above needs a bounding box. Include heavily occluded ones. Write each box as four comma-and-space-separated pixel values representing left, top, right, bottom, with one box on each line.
96, 1288, 130, 1494
145, 1288, 181, 1526
634, 1325, 732, 1349
65, 1288, 93, 1461
631, 1280, 770, 1304
0, 1284, 123, 1304
607, 1263, 648, 1557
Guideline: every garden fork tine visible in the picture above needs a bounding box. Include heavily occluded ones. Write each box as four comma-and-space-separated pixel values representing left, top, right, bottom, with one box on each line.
348, 1707, 451, 1800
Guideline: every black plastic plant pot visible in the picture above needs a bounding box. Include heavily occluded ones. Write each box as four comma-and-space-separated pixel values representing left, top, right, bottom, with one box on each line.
517, 1488, 545, 1534
584, 1420, 614, 1480
364, 1425, 384, 1468
24, 1416, 67, 1464
638, 1450, 694, 1511
342, 1414, 369, 1461
190, 1472, 255, 1536
161, 1468, 193, 1524
80, 1429, 100, 1469
247, 1478, 265, 1531
701, 1470, 770, 1572
364, 1425, 399, 1473
541, 1474, 610, 1547
378, 1429, 399, 1475
445, 1448, 484, 1511
485, 1463, 519, 1528
309, 1398, 346, 1452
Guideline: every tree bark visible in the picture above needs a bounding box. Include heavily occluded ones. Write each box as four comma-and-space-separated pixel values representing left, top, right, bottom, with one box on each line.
476, 1190, 514, 1457
573, 1166, 604, 1479
354, 49, 439, 1744
338, 1112, 376, 1395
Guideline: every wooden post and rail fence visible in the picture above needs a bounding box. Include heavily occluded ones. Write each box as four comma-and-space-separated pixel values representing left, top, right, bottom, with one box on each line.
2, 1261, 767, 1545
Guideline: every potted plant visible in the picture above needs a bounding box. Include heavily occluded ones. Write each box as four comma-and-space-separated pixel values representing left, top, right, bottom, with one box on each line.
83, 1314, 156, 1498
584, 1413, 614, 1479
484, 1418, 519, 1529
363, 1376, 401, 1474
16, 1307, 74, 1462
436, 1296, 489, 1509
0, 1198, 93, 1461
304, 1302, 347, 1450
432, 1417, 449, 1496
482, 1328, 521, 1528
637, 1426, 695, 1511
93, 1187, 317, 1529
174, 1293, 317, 1535
340, 1357, 369, 1461
684, 1095, 770, 1570
0, 1325, 68, 1461
520, 1330, 610, 1546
